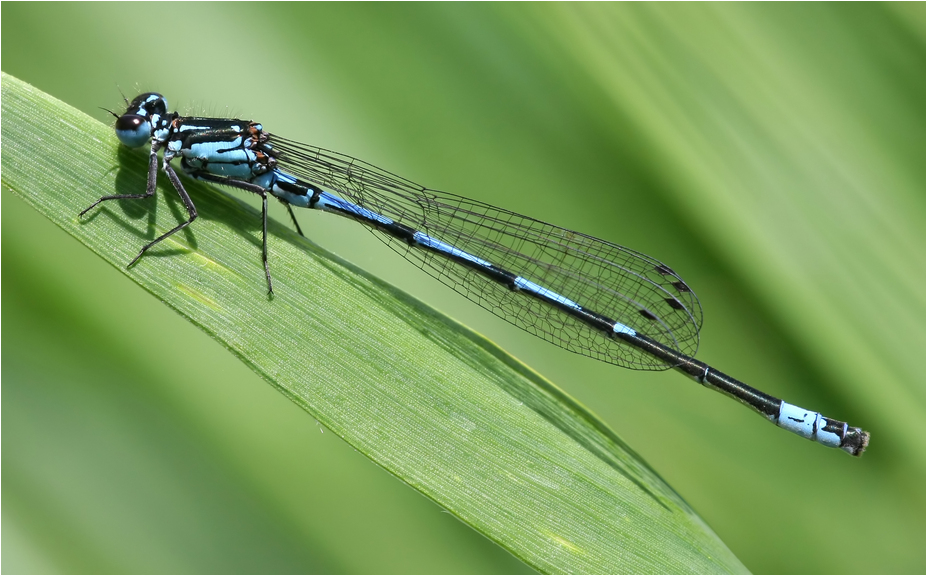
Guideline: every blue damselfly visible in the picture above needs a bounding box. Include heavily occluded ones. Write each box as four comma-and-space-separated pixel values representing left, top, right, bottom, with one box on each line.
82, 92, 870, 456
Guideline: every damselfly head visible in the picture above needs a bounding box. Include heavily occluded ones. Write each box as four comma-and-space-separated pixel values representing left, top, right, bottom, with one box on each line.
114, 93, 168, 148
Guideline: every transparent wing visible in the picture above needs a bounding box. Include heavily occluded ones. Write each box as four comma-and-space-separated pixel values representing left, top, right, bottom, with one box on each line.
271, 136, 702, 370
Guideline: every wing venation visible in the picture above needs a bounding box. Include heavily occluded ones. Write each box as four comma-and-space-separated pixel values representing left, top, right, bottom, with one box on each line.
271, 136, 702, 370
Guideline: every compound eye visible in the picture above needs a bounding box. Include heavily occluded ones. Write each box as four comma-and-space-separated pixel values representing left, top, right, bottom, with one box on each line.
114, 114, 151, 148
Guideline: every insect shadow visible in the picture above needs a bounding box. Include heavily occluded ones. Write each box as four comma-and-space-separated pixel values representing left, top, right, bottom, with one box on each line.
83, 146, 278, 268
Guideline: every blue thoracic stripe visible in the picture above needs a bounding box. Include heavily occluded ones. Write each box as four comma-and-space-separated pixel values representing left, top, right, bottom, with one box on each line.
178, 124, 220, 132
90, 91, 871, 458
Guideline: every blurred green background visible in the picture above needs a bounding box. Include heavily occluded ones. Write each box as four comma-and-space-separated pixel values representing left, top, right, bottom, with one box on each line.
2, 3, 923, 574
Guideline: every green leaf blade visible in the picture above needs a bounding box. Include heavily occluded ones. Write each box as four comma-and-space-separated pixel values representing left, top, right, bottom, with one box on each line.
1, 72, 746, 574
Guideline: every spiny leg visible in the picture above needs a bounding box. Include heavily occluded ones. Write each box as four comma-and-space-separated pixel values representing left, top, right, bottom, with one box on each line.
80, 142, 161, 216
285, 203, 305, 237
261, 193, 272, 292
129, 161, 198, 266
195, 173, 275, 294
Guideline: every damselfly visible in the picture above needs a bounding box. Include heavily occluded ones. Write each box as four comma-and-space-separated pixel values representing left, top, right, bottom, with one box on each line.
82, 93, 869, 456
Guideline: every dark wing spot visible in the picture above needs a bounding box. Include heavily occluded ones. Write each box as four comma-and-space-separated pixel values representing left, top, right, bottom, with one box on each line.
639, 309, 657, 321
672, 281, 691, 293
655, 264, 674, 275
665, 297, 684, 310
